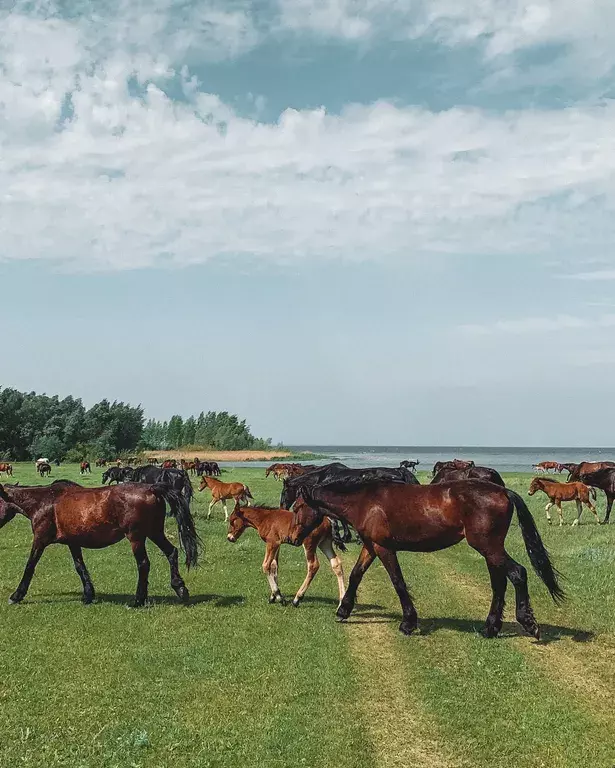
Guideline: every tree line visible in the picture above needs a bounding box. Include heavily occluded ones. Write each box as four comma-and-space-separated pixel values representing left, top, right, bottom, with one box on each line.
0, 387, 275, 461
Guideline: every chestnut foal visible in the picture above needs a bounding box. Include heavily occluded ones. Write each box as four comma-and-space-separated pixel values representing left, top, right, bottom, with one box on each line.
227, 501, 346, 607
199, 476, 253, 521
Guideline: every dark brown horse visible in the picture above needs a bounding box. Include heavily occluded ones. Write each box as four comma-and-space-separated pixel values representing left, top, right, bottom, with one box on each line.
0, 463, 13, 477
0, 482, 201, 606
566, 467, 615, 523
95, 458, 107, 467
227, 501, 346, 606
431, 465, 505, 487
288, 479, 564, 638
37, 462, 52, 477
162, 459, 177, 469
80, 461, 91, 474
567, 461, 615, 482
432, 459, 475, 476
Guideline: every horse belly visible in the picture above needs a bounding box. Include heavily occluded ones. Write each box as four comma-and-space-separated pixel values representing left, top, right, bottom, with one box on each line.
55, 510, 124, 547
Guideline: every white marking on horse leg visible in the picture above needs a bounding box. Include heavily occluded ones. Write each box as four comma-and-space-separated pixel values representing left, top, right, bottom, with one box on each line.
545, 503, 552, 524
293, 545, 319, 606
319, 538, 347, 603
207, 499, 216, 519
223, 500, 229, 522
558, 503, 564, 526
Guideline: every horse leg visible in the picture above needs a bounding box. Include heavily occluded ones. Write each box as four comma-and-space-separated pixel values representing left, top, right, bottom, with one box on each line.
318, 537, 346, 605
586, 499, 600, 525
69, 544, 95, 604
292, 543, 320, 607
545, 502, 552, 524
336, 543, 376, 622
482, 561, 508, 637
602, 493, 614, 524
373, 544, 418, 635
263, 544, 284, 604
129, 538, 150, 607
222, 500, 229, 522
207, 498, 217, 520
572, 499, 583, 526
9, 540, 47, 604
149, 533, 189, 603
557, 502, 564, 526
505, 554, 540, 639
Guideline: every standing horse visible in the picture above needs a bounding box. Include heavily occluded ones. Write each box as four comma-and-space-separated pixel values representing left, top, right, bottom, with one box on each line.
180, 459, 197, 476
198, 476, 253, 521
80, 461, 91, 475
37, 462, 52, 477
528, 477, 599, 526
400, 460, 420, 472
102, 466, 132, 485
566, 467, 615, 523
130, 466, 193, 505
432, 465, 505, 487
95, 458, 107, 468
287, 479, 564, 638
162, 460, 177, 469
0, 482, 200, 605
0, 463, 13, 477
227, 501, 346, 606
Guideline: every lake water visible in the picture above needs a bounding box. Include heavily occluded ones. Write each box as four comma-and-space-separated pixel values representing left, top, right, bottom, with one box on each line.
220, 446, 615, 473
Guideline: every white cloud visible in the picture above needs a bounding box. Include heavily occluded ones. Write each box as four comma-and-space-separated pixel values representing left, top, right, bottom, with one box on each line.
2, 3, 615, 271
459, 314, 615, 336
562, 269, 615, 281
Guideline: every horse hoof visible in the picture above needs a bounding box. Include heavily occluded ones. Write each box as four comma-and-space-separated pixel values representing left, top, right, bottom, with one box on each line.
292, 598, 301, 607
268, 595, 276, 604
83, 596, 94, 605
481, 627, 500, 639
178, 588, 190, 604
399, 621, 417, 636
8, 597, 21, 605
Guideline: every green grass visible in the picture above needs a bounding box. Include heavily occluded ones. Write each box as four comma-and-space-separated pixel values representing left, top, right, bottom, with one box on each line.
0, 465, 614, 767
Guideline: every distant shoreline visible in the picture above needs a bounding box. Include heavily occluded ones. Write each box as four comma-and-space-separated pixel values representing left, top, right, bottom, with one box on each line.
145, 449, 327, 462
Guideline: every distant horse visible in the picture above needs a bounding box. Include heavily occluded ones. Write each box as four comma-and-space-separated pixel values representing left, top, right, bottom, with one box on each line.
37, 462, 52, 477
288, 478, 564, 638
95, 459, 107, 468
528, 477, 599, 526
265, 463, 289, 480
566, 461, 615, 482
180, 459, 197, 476
196, 461, 220, 477
533, 461, 559, 473
432, 459, 475, 476
102, 466, 132, 485
80, 461, 91, 475
431, 465, 505, 487
162, 460, 177, 469
198, 476, 253, 521
227, 500, 346, 607
400, 460, 420, 472
0, 482, 200, 606
129, 466, 193, 505
0, 463, 13, 477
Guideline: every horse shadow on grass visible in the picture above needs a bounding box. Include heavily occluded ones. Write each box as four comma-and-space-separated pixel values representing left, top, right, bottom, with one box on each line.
34, 592, 245, 608
348, 609, 595, 645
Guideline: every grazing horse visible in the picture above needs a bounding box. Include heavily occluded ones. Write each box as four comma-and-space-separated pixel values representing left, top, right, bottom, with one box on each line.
0, 482, 199, 605
400, 459, 420, 472
198, 476, 253, 521
0, 463, 13, 477
227, 501, 346, 607
196, 461, 221, 477
528, 477, 598, 526
432, 459, 475, 476
288, 478, 564, 638
162, 459, 177, 469
129, 466, 193, 505
80, 461, 91, 475
265, 463, 286, 480
37, 462, 52, 477
432, 465, 505, 487
101, 466, 132, 485
95, 458, 107, 468
180, 459, 197, 476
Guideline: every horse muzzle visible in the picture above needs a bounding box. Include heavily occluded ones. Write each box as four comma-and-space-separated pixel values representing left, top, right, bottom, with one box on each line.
227, 534, 236, 543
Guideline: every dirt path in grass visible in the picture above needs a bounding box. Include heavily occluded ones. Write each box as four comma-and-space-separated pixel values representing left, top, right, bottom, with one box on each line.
431, 555, 615, 725
343, 585, 465, 768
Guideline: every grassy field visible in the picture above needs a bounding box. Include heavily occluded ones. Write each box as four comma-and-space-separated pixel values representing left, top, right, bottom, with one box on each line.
0, 464, 614, 767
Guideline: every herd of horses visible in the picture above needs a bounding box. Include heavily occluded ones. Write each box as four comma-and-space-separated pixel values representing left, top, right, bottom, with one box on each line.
0, 455, 614, 640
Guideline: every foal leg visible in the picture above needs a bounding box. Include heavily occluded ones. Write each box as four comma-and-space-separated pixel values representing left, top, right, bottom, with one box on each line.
69, 544, 95, 604
373, 544, 418, 635
207, 499, 217, 520
222, 500, 229, 522
292, 542, 320, 607
9, 540, 47, 604
263, 544, 284, 604
545, 502, 552, 525
556, 502, 564, 526
129, 538, 150, 607
572, 499, 583, 526
585, 500, 600, 525
149, 533, 189, 603
336, 543, 376, 622
318, 537, 346, 606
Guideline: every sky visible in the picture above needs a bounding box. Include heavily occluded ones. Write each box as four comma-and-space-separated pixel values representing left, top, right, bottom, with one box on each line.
1, 1, 615, 446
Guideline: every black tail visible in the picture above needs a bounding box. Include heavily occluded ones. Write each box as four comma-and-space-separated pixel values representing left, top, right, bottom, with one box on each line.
590, 487, 597, 501
180, 472, 193, 504
152, 484, 202, 569
244, 485, 254, 499
329, 517, 349, 552
507, 490, 565, 603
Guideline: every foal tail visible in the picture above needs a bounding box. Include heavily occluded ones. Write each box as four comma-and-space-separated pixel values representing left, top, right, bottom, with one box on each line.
152, 484, 202, 569
243, 485, 254, 500
590, 486, 597, 501
507, 490, 565, 604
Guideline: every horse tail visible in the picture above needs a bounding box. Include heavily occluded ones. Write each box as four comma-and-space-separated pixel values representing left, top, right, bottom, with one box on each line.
244, 485, 254, 500
590, 486, 597, 501
329, 517, 350, 552
152, 484, 202, 569
506, 490, 565, 604
179, 471, 193, 504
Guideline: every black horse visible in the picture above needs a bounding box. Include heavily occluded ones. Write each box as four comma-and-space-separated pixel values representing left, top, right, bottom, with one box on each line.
399, 459, 420, 472
196, 461, 221, 477
431, 465, 505, 487
566, 467, 615, 523
102, 467, 132, 485
129, 465, 194, 505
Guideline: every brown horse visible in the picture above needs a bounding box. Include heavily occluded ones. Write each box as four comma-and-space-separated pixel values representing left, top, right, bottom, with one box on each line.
95, 458, 107, 467
265, 463, 286, 480
80, 461, 91, 474
533, 461, 560, 473
227, 501, 346, 606
567, 461, 615, 481
0, 481, 200, 606
432, 459, 474, 475
198, 476, 254, 520
162, 459, 177, 469
288, 479, 564, 638
528, 477, 599, 526
0, 463, 13, 477
37, 462, 52, 477
180, 459, 197, 476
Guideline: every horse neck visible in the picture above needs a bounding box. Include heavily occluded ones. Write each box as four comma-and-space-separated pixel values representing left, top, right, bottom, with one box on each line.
239, 506, 271, 530
310, 488, 358, 525
4, 487, 39, 519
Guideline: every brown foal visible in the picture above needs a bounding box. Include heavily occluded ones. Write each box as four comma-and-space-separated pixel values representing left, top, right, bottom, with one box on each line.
528, 477, 599, 526
227, 501, 345, 606
199, 475, 253, 521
